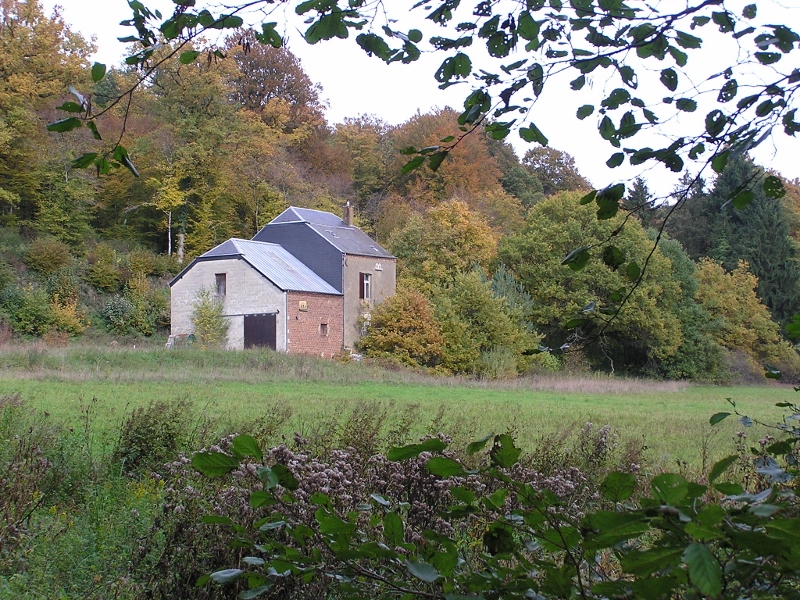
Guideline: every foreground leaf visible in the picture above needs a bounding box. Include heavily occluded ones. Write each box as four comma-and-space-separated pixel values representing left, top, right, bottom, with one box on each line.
47, 117, 82, 133
232, 434, 263, 461
192, 451, 239, 477
387, 438, 448, 461
426, 456, 464, 477
210, 568, 243, 583
683, 543, 722, 598
406, 560, 440, 583
600, 472, 637, 502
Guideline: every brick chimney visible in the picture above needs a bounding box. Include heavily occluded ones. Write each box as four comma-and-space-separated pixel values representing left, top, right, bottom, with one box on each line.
343, 202, 354, 227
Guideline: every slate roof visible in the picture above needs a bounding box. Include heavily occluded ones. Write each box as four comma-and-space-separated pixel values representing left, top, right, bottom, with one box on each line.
264, 207, 395, 259
270, 207, 346, 227
170, 239, 341, 295
308, 223, 394, 259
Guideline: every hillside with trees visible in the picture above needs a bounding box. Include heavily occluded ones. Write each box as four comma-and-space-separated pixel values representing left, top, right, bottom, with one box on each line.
1, 0, 799, 382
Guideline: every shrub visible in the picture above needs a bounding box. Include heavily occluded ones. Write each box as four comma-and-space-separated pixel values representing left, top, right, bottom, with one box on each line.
193, 416, 799, 600
0, 394, 53, 563
0, 394, 96, 569
44, 266, 86, 337
0, 259, 14, 290
123, 274, 157, 336
435, 272, 540, 376
0, 285, 54, 336
85, 243, 122, 292
49, 297, 89, 336
358, 288, 444, 370
112, 399, 192, 474
101, 295, 137, 335
0, 277, 87, 338
24, 237, 72, 275
524, 349, 562, 373
191, 288, 229, 349
100, 276, 163, 336
150, 252, 181, 277
0, 395, 153, 598
128, 248, 160, 277
45, 267, 80, 304
478, 346, 518, 380
151, 286, 171, 330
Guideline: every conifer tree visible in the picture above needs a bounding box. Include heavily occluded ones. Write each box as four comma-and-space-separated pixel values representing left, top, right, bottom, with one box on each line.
669, 156, 800, 325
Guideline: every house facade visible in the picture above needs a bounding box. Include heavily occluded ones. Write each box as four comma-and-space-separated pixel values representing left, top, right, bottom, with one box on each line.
170, 239, 344, 356
252, 206, 396, 349
169, 206, 396, 354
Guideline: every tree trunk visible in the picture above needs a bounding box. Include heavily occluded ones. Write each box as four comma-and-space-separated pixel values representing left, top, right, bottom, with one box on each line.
177, 232, 185, 265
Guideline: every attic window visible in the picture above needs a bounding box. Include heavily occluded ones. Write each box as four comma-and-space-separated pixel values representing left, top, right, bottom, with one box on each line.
215, 273, 226, 297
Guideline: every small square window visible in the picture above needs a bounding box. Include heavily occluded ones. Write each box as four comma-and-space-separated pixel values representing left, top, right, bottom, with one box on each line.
359, 272, 371, 300
319, 323, 329, 336
215, 273, 226, 296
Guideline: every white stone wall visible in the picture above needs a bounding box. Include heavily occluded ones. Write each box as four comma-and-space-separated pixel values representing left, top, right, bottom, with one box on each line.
170, 258, 287, 350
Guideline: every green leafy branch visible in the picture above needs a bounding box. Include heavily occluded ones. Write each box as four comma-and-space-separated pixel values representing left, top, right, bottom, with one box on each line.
191, 421, 799, 599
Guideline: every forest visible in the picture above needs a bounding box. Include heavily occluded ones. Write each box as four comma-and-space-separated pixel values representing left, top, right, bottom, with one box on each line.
2, 0, 800, 381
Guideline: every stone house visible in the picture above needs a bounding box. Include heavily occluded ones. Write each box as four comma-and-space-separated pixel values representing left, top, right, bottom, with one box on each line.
169, 238, 344, 355
169, 206, 396, 354
252, 205, 396, 349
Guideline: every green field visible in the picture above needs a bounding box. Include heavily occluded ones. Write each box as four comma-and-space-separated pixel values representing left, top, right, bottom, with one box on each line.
1, 346, 794, 470
2, 346, 798, 599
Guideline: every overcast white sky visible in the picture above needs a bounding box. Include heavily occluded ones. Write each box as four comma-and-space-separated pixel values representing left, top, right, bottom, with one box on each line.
42, 0, 800, 195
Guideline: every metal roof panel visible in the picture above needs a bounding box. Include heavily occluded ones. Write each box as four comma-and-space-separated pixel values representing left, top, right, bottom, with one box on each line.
179, 239, 341, 295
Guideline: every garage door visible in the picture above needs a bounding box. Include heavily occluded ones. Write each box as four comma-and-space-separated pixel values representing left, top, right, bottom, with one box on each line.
243, 313, 276, 350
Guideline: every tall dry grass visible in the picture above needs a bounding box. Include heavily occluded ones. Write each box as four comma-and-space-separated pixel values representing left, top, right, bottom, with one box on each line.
0, 345, 690, 395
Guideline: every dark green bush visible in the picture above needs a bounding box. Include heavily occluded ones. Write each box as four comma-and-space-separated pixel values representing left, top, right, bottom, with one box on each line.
112, 399, 192, 474
0, 259, 14, 290
0, 285, 53, 336
85, 244, 122, 292
101, 275, 165, 336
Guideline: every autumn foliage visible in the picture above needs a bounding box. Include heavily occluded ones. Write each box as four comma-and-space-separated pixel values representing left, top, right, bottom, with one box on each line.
1, 0, 799, 382
357, 289, 444, 370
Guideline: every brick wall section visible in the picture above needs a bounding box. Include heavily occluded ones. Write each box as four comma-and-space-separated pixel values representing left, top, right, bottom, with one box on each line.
286, 291, 344, 358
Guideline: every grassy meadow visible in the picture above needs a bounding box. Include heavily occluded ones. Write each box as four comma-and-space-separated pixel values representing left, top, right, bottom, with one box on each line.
1, 344, 794, 470
2, 344, 798, 599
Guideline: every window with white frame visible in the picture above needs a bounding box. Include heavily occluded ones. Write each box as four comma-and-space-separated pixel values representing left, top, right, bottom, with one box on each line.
359, 272, 371, 300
